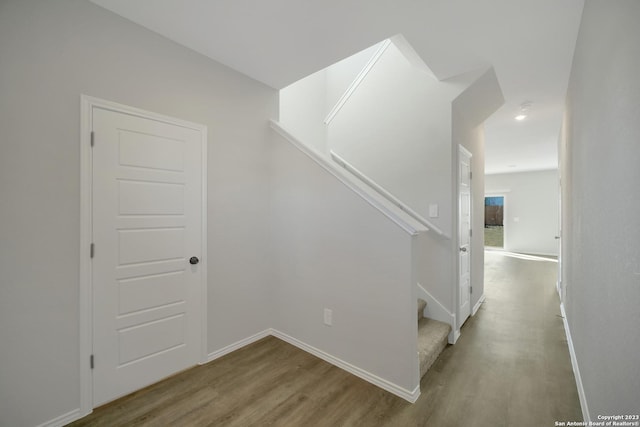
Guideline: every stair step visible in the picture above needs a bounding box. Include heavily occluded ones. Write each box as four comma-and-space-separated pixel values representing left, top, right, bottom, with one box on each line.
417, 299, 427, 320
418, 317, 451, 378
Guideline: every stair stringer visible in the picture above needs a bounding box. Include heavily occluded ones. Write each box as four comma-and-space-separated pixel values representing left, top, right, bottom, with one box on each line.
416, 282, 458, 344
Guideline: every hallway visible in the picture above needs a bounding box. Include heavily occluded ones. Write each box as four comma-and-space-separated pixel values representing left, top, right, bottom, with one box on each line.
414, 250, 583, 426
70, 250, 582, 427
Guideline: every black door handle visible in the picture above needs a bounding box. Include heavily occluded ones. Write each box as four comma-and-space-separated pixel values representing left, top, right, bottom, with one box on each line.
189, 256, 199, 265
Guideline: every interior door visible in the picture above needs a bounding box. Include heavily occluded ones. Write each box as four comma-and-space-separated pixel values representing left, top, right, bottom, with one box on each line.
458, 146, 472, 326
92, 106, 204, 406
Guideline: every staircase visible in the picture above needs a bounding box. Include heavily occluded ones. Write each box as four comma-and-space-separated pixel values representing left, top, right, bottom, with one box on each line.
417, 299, 451, 379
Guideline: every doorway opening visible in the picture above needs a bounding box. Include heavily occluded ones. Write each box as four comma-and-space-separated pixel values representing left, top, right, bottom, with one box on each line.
484, 196, 504, 248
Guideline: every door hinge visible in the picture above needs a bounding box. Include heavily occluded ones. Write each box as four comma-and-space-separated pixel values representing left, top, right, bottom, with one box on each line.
470, 229, 473, 237
90, 243, 95, 259
470, 286, 473, 294
90, 131, 95, 147
90, 354, 94, 369
469, 171, 473, 179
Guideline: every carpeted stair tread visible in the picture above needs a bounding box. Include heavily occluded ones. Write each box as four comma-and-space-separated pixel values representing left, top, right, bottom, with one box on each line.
417, 299, 427, 320
418, 317, 451, 378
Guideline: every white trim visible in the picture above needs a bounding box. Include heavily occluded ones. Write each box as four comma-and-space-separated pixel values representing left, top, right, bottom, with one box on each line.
36, 409, 82, 427
330, 151, 449, 238
560, 302, 590, 423
205, 330, 271, 363
485, 248, 559, 260
324, 39, 391, 125
416, 283, 457, 344
79, 95, 208, 415
451, 329, 461, 344
79, 96, 93, 417
484, 249, 558, 262
199, 120, 209, 365
271, 120, 426, 236
459, 144, 472, 159
472, 294, 485, 316
485, 166, 558, 176
512, 250, 558, 257
270, 329, 420, 403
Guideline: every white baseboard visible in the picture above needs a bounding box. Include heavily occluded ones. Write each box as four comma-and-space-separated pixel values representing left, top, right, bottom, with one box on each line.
270, 329, 420, 403
522, 251, 558, 257
472, 294, 485, 316
560, 303, 590, 423
205, 329, 271, 363
36, 409, 82, 427
485, 248, 558, 258
449, 329, 460, 344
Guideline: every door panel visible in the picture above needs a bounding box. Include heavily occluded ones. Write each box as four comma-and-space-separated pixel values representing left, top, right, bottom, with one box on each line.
458, 146, 472, 326
92, 107, 203, 406
118, 314, 186, 365
118, 130, 185, 171
118, 271, 185, 315
118, 180, 185, 215
117, 228, 185, 264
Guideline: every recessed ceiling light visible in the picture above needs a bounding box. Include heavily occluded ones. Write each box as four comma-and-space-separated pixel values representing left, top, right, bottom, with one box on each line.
514, 101, 532, 121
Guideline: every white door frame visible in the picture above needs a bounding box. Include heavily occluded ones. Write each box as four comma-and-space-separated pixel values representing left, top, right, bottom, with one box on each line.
79, 95, 208, 416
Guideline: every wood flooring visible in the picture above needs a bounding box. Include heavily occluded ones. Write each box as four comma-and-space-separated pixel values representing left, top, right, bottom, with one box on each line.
69, 251, 582, 427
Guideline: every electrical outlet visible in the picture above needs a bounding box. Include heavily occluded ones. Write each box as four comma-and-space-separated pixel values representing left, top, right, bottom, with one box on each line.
324, 308, 332, 326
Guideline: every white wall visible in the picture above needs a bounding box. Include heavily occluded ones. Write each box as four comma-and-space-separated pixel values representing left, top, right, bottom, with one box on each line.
561, 0, 640, 418
0, 1, 277, 425
279, 69, 328, 154
279, 44, 503, 333
485, 170, 560, 256
327, 43, 460, 231
270, 131, 418, 394
279, 41, 382, 154
325, 42, 384, 111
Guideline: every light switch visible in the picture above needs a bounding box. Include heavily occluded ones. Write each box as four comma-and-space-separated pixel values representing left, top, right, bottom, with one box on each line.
324, 308, 332, 326
429, 204, 439, 218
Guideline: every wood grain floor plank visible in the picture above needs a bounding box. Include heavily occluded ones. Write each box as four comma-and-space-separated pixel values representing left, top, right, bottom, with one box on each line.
70, 252, 582, 427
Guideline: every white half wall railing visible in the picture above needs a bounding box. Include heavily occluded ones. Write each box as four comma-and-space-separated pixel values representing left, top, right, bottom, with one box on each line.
270, 120, 427, 236
330, 150, 449, 239
324, 39, 392, 125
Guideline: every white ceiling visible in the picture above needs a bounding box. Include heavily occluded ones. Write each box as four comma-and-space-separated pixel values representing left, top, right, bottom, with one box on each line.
90, 0, 584, 175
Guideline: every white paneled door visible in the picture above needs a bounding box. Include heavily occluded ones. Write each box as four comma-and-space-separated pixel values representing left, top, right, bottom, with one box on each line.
91, 106, 205, 406
458, 146, 472, 327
